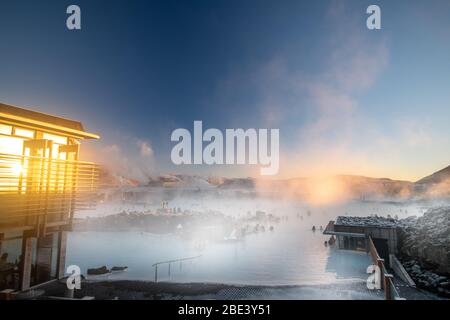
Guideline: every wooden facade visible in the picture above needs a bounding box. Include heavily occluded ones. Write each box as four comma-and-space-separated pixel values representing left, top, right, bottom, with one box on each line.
0, 103, 99, 292
324, 216, 399, 263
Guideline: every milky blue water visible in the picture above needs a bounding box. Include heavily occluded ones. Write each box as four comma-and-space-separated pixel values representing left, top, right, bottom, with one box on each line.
66, 222, 372, 286
67, 199, 425, 286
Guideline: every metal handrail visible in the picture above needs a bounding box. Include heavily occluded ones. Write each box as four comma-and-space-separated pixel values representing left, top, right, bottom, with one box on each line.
152, 255, 202, 283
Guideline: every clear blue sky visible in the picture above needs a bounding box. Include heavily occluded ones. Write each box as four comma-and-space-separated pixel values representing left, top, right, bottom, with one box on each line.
1, 0, 450, 180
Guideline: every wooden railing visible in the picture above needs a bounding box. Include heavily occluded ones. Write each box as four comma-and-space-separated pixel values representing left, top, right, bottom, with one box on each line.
0, 153, 100, 230
368, 236, 401, 300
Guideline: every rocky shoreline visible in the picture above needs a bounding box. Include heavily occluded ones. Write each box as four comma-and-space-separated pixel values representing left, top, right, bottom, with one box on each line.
398, 207, 450, 298
400, 259, 450, 298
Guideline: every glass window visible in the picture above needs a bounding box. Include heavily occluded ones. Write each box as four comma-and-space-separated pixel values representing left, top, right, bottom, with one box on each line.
14, 127, 34, 138
42, 133, 68, 145
0, 233, 22, 290
51, 143, 60, 159
49, 143, 66, 160
0, 124, 12, 135
0, 136, 24, 155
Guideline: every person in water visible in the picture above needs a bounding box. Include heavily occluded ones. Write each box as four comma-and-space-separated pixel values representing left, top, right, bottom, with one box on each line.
328, 236, 336, 245
312, 226, 316, 232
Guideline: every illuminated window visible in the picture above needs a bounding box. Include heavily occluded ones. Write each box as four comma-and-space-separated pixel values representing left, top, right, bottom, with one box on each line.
51, 144, 67, 159
59, 150, 67, 160
42, 133, 68, 145
14, 127, 35, 138
0, 136, 24, 155
0, 124, 12, 135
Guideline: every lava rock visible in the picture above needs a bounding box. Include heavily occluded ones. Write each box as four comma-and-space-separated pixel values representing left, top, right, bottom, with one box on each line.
87, 266, 110, 275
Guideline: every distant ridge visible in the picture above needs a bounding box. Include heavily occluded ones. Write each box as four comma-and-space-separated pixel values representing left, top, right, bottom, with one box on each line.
415, 165, 450, 185
98, 163, 450, 200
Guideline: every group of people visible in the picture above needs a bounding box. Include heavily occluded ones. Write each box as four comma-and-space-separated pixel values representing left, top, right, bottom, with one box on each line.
324, 236, 336, 247
310, 225, 336, 247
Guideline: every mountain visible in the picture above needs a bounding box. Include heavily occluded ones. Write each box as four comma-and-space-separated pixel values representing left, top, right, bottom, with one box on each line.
413, 165, 450, 198
217, 178, 256, 190
213, 175, 414, 201
99, 168, 140, 187
98, 163, 450, 201
415, 165, 450, 185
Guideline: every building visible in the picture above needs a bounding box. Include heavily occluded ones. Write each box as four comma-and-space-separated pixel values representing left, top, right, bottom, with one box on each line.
0, 102, 99, 292
323, 216, 399, 263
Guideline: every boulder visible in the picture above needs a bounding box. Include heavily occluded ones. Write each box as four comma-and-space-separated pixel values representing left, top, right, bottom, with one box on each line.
111, 266, 128, 272
87, 266, 110, 275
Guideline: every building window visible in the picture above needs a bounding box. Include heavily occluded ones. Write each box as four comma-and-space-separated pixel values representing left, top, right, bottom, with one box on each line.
0, 124, 12, 135
14, 127, 35, 139
355, 238, 366, 251
0, 136, 24, 155
51, 144, 60, 159
42, 133, 68, 145
0, 233, 22, 290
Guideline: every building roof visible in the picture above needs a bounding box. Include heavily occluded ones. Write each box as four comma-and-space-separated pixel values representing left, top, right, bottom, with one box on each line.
335, 216, 398, 228
323, 220, 367, 236
0, 102, 99, 139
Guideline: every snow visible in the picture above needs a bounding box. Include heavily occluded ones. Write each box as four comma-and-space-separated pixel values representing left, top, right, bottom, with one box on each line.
335, 216, 399, 228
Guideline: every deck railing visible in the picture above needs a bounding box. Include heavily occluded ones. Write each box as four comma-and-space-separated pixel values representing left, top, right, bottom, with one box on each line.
0, 153, 100, 229
152, 255, 202, 283
368, 235, 401, 300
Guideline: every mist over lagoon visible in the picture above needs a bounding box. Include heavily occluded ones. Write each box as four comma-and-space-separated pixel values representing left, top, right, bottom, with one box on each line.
1, 0, 450, 303
67, 196, 425, 287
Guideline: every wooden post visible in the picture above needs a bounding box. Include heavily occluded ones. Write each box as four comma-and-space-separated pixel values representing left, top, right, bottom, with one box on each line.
35, 234, 53, 284
56, 231, 68, 279
42, 148, 53, 237
19, 236, 34, 291
154, 265, 158, 283
384, 274, 394, 300
0, 233, 4, 254
377, 258, 385, 289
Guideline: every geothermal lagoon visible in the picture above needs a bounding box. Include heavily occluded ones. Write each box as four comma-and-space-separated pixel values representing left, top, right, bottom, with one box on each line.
67, 199, 425, 288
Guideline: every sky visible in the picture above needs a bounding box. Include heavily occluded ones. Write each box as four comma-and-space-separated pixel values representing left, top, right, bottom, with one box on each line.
0, 0, 450, 181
